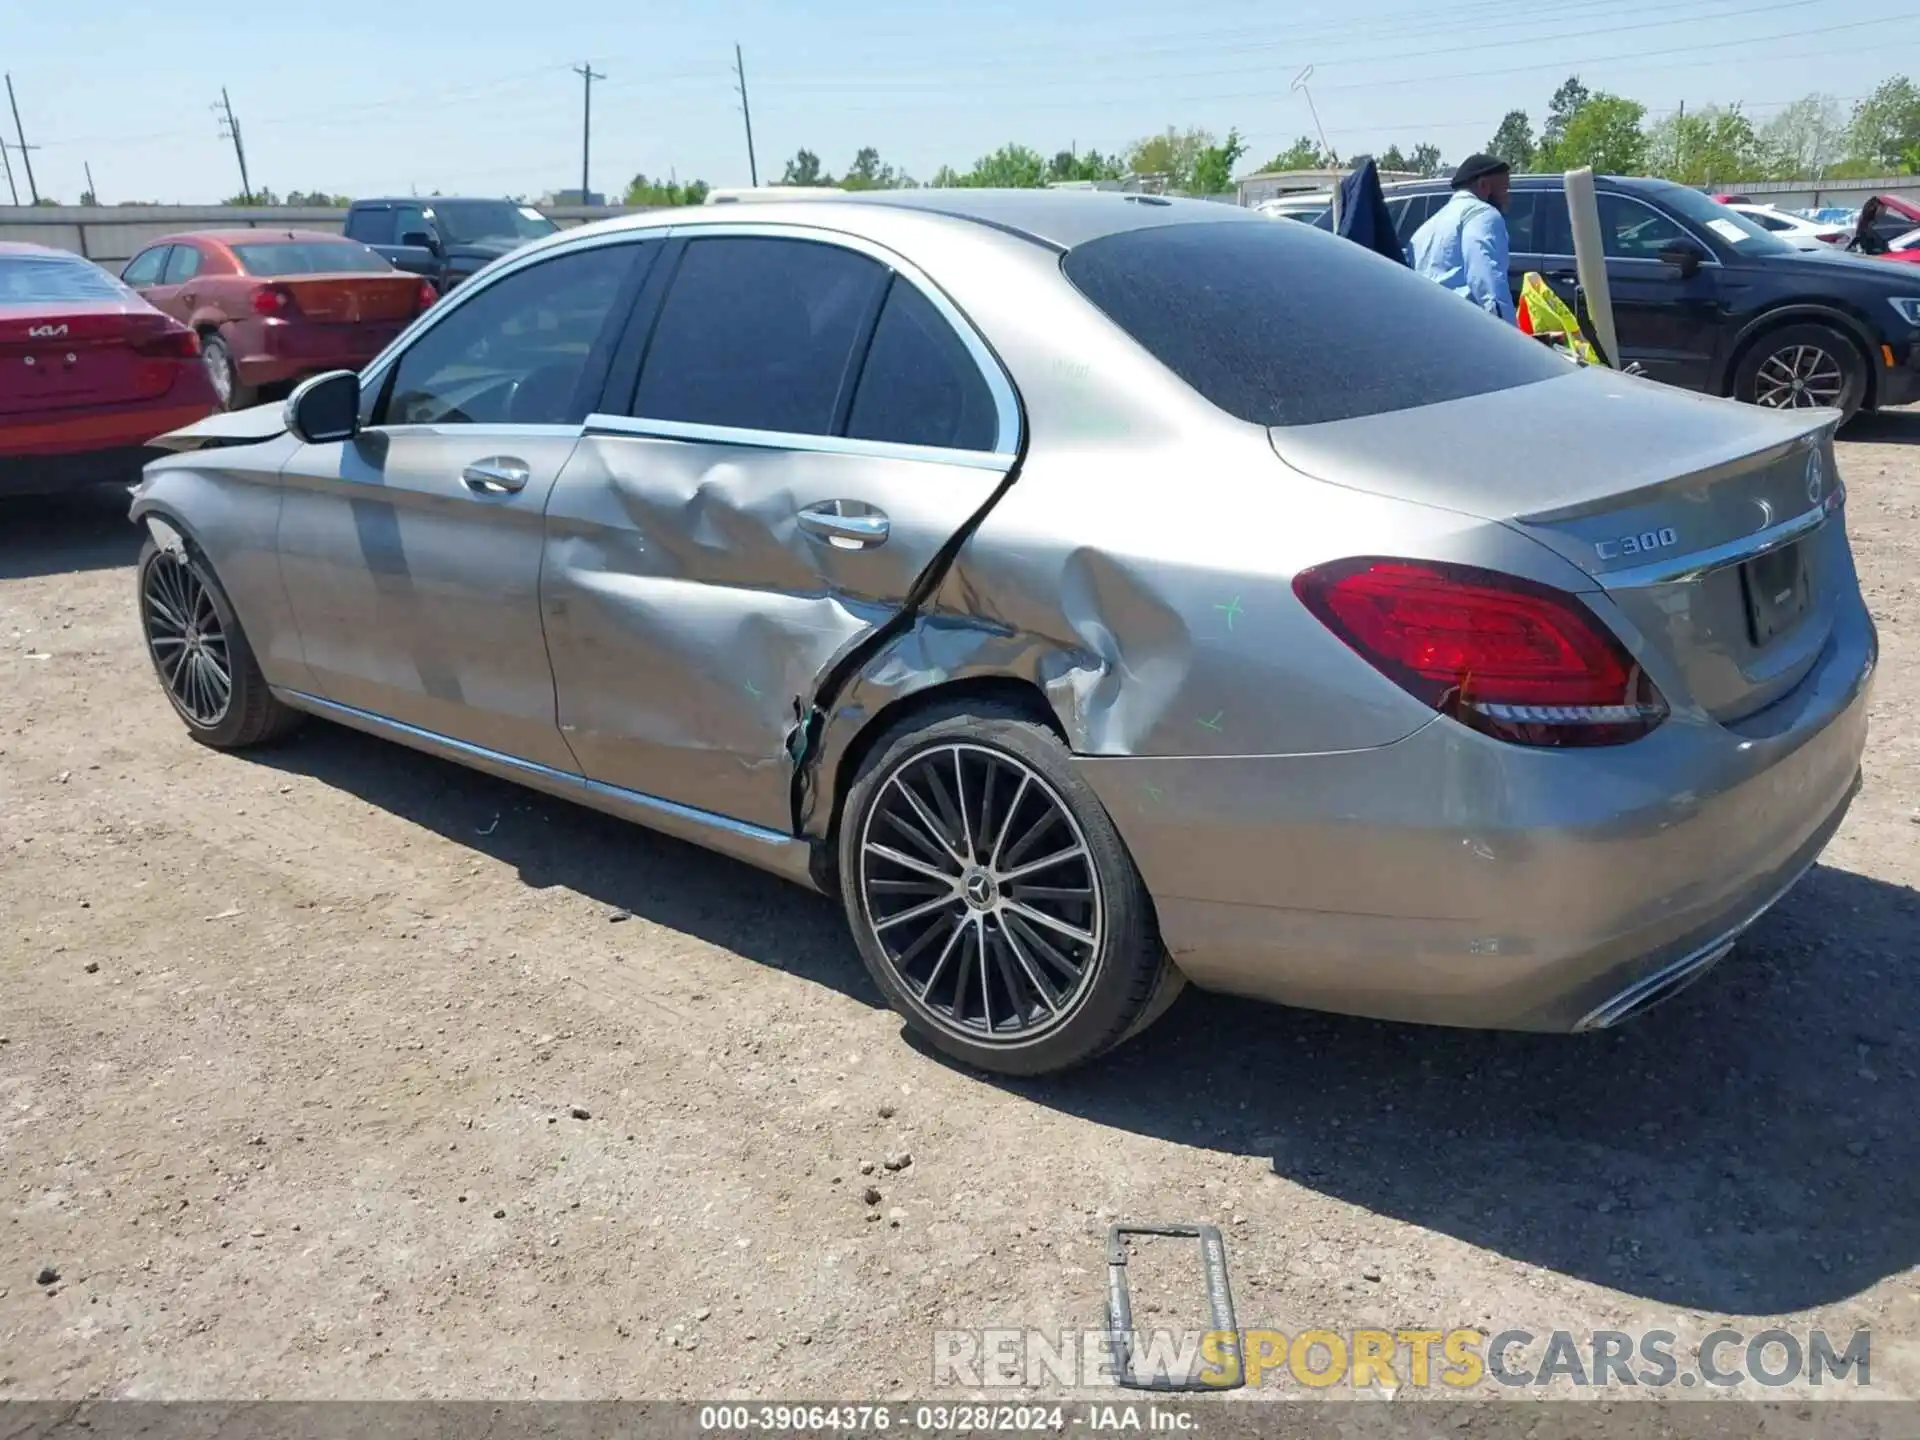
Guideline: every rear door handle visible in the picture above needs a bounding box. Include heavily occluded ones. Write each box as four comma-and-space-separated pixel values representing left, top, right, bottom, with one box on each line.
797, 501, 890, 549
462, 457, 530, 494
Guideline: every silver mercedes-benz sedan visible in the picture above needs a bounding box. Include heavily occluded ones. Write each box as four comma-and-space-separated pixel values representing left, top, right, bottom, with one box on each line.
129, 189, 1876, 1076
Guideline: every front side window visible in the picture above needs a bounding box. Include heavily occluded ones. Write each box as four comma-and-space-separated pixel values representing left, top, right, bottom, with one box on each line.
845, 278, 998, 451
378, 242, 639, 427
161, 246, 202, 284
120, 247, 170, 287
632, 237, 889, 436
233, 240, 392, 276
1597, 196, 1690, 260
394, 205, 431, 244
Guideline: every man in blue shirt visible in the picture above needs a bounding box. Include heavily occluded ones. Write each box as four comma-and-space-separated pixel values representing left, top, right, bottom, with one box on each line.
1408, 153, 1515, 323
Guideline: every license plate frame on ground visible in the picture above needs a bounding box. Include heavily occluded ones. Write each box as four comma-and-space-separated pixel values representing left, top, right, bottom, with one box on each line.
1740, 539, 1810, 647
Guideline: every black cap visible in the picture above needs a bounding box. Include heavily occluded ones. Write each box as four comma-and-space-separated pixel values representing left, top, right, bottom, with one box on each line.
1451, 153, 1511, 189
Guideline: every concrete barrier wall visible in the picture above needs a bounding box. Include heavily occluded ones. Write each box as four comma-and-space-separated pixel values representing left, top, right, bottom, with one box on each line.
0, 204, 659, 270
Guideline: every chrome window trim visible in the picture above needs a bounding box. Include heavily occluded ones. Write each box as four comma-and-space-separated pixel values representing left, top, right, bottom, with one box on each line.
623, 219, 1024, 458
583, 412, 1015, 471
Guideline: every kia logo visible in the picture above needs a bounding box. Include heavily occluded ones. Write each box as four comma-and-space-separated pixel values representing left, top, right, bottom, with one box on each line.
27, 323, 68, 338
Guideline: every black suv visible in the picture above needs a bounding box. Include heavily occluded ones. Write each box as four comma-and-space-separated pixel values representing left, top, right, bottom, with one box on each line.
1380, 174, 1920, 421
343, 197, 560, 293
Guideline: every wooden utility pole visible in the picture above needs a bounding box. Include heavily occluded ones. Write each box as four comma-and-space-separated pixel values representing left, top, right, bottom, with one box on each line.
574, 63, 605, 202
734, 45, 759, 187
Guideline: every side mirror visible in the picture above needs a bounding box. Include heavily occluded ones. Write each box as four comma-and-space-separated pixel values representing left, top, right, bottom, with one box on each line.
285, 370, 361, 445
401, 229, 439, 253
1657, 240, 1705, 277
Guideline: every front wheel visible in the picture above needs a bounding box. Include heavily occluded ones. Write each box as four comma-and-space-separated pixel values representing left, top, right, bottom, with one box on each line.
1732, 323, 1867, 424
137, 537, 299, 749
837, 701, 1176, 1076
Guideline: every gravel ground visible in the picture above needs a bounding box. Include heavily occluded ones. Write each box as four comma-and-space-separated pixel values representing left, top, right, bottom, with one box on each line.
2, 410, 1917, 1404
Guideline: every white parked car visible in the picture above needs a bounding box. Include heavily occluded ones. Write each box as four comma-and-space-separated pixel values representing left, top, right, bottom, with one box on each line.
1254, 192, 1332, 224
1727, 204, 1847, 250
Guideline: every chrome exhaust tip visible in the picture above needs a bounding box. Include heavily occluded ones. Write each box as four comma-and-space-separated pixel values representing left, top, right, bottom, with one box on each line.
1575, 940, 1738, 1032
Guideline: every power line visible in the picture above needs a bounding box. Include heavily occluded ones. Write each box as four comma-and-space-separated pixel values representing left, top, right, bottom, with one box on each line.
734, 43, 759, 187
574, 62, 605, 201
6, 74, 41, 204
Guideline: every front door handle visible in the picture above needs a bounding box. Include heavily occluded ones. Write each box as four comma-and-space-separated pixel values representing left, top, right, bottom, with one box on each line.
462, 457, 530, 494
797, 501, 890, 549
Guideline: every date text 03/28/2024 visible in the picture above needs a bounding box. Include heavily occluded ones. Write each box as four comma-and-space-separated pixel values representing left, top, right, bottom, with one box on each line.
697, 1404, 1191, 1433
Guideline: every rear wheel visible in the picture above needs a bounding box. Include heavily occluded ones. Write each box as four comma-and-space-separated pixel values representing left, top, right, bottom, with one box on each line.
837, 701, 1174, 1076
1733, 322, 1867, 424
137, 537, 299, 749
201, 333, 256, 412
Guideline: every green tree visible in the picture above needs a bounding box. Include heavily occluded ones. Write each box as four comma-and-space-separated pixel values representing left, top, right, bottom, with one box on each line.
222, 187, 280, 206
1408, 142, 1445, 177
1189, 128, 1247, 195
1047, 148, 1125, 183
1755, 94, 1846, 179
1846, 76, 1920, 172
840, 147, 914, 190
1647, 104, 1760, 185
624, 174, 710, 206
969, 143, 1048, 187
1488, 110, 1536, 171
1257, 135, 1331, 172
780, 149, 831, 186
1377, 144, 1409, 173
1540, 76, 1592, 163
78, 189, 98, 206
1551, 94, 1647, 174
1128, 126, 1214, 190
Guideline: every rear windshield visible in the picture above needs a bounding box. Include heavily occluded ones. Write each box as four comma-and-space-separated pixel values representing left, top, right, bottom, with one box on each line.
0, 253, 130, 305
1061, 220, 1570, 428
232, 240, 393, 277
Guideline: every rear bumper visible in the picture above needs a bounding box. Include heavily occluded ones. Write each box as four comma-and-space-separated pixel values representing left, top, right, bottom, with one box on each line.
1878, 347, 1920, 408
228, 317, 408, 386
1080, 593, 1877, 1032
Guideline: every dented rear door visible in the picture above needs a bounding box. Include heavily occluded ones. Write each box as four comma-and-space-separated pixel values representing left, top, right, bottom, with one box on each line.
542, 232, 1021, 833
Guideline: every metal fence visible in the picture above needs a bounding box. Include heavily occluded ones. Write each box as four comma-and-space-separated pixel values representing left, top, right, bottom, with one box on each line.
0, 204, 656, 268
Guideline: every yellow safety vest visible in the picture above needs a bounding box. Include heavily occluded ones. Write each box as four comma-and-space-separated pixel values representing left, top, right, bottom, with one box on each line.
1517, 272, 1603, 367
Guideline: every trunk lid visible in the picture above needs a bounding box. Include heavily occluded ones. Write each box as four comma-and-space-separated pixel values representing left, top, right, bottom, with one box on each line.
275, 274, 422, 323
0, 300, 185, 416
1269, 368, 1846, 724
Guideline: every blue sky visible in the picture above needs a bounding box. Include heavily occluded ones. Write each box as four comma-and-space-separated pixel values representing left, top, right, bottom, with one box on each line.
8, 0, 1917, 203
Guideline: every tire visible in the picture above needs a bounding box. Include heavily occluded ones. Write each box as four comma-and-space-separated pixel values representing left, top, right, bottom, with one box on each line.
837, 699, 1174, 1076
136, 536, 300, 749
1732, 322, 1868, 424
201, 333, 256, 412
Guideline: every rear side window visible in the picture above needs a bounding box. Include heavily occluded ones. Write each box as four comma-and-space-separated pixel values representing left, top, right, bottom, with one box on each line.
1393, 192, 1444, 244
1062, 220, 1569, 428
633, 237, 888, 436
232, 241, 392, 276
0, 253, 130, 305
845, 279, 998, 451
345, 207, 394, 244
161, 246, 202, 284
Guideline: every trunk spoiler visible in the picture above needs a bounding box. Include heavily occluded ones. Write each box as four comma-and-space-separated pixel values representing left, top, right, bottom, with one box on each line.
150, 401, 288, 454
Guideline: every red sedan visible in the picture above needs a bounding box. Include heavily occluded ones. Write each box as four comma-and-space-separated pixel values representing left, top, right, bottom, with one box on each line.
121, 229, 435, 410
2, 242, 216, 497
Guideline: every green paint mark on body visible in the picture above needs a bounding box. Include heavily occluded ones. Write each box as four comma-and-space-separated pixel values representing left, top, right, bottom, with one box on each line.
1214, 596, 1244, 631
1199, 711, 1225, 733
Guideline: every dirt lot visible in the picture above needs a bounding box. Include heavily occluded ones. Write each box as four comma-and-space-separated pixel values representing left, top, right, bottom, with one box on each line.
3, 412, 1918, 1404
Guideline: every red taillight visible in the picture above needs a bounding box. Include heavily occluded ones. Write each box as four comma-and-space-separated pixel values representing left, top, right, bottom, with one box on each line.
416, 277, 439, 312
251, 284, 295, 316
132, 327, 201, 359
1292, 557, 1667, 747
1817, 231, 1846, 244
